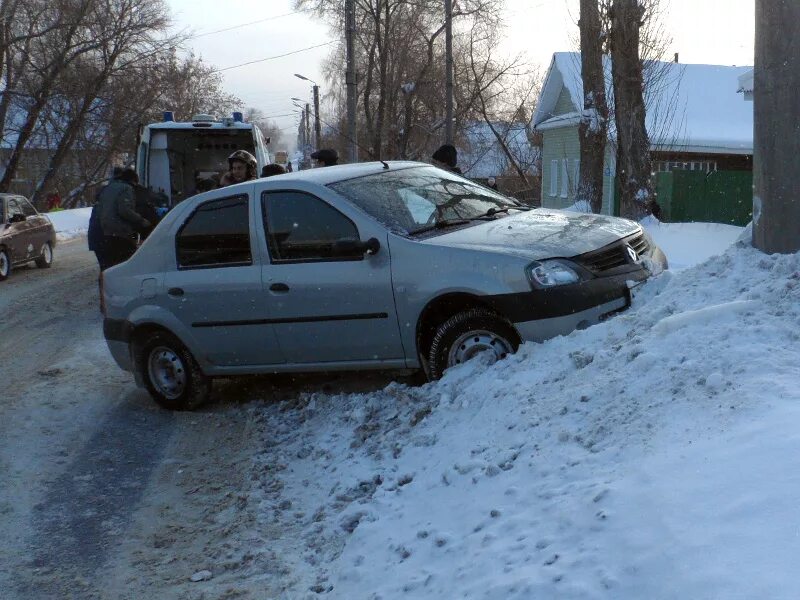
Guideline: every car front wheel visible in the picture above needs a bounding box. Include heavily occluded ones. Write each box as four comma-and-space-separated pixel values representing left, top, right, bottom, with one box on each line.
428, 308, 520, 380
136, 331, 211, 410
0, 248, 10, 281
35, 242, 53, 268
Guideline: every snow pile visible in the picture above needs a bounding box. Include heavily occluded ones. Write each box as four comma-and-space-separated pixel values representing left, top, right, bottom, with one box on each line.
46, 207, 92, 241
248, 232, 800, 598
642, 218, 743, 271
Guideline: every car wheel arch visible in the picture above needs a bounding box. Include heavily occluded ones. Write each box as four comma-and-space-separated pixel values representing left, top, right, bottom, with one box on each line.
130, 322, 181, 354
416, 292, 503, 360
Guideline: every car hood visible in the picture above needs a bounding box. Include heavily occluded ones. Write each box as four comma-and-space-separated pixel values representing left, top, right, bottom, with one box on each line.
420, 208, 642, 260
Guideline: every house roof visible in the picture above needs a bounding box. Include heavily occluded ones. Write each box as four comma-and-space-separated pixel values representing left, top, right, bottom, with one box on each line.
458, 121, 539, 178
532, 52, 754, 155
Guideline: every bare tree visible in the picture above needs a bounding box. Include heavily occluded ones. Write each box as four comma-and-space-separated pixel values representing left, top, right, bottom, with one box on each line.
30, 0, 177, 204
244, 107, 284, 152
577, 0, 609, 213
295, 0, 506, 162
608, 0, 653, 220
464, 21, 538, 185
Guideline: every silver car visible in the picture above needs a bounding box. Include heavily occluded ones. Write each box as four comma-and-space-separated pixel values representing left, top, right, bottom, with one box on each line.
102, 162, 667, 410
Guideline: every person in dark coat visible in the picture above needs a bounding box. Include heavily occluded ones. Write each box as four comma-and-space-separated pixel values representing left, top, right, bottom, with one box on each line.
310, 148, 338, 167
431, 144, 462, 174
261, 163, 287, 177
95, 168, 151, 270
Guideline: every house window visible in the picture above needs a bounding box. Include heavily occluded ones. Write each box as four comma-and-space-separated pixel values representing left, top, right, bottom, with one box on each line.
654, 160, 718, 173
573, 159, 580, 194
560, 159, 568, 198
550, 160, 558, 196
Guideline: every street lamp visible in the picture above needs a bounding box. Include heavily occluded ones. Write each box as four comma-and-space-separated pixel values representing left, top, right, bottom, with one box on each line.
294, 73, 321, 154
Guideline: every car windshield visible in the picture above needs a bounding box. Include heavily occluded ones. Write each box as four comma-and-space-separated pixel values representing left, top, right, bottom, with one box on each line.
328, 165, 523, 235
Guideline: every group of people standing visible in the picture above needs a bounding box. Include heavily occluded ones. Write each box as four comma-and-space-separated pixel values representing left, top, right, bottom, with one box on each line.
89, 143, 473, 275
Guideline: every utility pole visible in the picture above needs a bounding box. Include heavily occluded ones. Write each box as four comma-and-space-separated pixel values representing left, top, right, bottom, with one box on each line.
753, 0, 800, 253
444, 0, 454, 145
305, 102, 311, 156
345, 0, 358, 162
298, 107, 307, 167
313, 84, 321, 152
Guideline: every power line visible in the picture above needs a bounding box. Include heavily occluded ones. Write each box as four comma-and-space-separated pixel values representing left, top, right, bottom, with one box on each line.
214, 41, 336, 73
189, 9, 315, 39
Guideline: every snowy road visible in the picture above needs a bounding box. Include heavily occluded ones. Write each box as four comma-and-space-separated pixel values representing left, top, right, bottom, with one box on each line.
0, 239, 410, 599
0, 241, 287, 598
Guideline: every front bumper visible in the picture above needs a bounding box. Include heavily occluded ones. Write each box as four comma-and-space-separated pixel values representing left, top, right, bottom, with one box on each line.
485, 268, 648, 343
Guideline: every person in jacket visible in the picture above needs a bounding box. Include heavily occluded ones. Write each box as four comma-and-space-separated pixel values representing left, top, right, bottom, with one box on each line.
220, 150, 258, 186
310, 148, 338, 167
431, 144, 462, 174
95, 168, 151, 270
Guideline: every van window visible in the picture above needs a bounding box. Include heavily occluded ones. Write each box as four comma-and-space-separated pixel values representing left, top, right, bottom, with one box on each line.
176, 195, 251, 269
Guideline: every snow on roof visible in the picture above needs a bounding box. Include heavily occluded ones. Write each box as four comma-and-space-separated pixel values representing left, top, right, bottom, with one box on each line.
533, 52, 754, 154
737, 68, 754, 94
458, 122, 539, 178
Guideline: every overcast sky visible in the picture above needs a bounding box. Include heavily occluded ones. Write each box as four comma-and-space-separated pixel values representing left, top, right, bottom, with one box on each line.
166, 0, 754, 151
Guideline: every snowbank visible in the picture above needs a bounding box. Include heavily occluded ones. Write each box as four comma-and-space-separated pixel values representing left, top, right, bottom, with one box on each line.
248, 231, 800, 598
642, 218, 744, 271
46, 207, 92, 242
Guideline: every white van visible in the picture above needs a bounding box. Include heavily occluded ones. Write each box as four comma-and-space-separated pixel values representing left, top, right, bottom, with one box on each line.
135, 112, 270, 207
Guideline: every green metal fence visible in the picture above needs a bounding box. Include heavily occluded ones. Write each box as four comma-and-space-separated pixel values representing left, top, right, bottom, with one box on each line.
654, 170, 753, 226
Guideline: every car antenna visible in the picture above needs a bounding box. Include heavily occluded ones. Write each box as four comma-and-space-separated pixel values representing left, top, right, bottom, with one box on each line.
380, 159, 389, 169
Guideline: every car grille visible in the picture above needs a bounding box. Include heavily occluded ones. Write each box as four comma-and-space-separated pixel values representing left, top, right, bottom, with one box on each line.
578, 232, 650, 273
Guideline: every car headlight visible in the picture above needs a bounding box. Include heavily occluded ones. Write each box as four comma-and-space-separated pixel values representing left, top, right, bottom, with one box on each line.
526, 260, 581, 288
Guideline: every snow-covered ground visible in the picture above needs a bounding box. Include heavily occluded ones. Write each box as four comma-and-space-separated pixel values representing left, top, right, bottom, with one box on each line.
46, 207, 92, 241
246, 222, 800, 598
42, 207, 800, 599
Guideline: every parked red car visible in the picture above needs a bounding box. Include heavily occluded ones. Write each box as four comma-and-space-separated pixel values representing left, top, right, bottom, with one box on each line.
0, 193, 56, 280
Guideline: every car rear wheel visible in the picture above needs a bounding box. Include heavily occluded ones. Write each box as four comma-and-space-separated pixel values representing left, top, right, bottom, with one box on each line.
136, 331, 211, 410
428, 308, 520, 380
35, 242, 53, 268
0, 248, 10, 281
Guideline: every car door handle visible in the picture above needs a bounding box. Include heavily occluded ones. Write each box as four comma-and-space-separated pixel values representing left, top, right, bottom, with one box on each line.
269, 283, 290, 292
167, 287, 184, 297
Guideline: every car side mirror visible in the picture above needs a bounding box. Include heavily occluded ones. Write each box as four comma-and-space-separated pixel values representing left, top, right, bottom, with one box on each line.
9, 213, 26, 223
332, 237, 381, 257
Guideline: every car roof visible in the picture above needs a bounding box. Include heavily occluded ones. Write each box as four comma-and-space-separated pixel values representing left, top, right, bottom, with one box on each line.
258, 160, 426, 186
175, 161, 436, 212
145, 122, 255, 131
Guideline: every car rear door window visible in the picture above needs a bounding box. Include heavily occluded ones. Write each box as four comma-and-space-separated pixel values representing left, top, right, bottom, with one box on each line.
176, 195, 251, 269
262, 191, 359, 262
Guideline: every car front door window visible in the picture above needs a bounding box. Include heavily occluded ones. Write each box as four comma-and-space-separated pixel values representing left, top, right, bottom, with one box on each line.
7, 199, 24, 223
262, 191, 359, 262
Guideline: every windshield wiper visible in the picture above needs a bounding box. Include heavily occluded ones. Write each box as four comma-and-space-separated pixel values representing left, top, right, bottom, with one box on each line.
409, 206, 531, 235
477, 205, 531, 219
409, 218, 471, 235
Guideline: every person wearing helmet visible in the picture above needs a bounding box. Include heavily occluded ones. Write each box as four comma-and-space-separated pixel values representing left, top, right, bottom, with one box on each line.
220, 150, 258, 186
